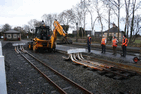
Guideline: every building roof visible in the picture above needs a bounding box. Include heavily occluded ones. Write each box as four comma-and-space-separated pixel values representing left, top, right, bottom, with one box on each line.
104, 26, 121, 33
4, 29, 20, 34
95, 32, 103, 34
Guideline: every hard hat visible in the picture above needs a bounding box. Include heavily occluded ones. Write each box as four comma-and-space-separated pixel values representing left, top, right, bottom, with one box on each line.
87, 34, 90, 37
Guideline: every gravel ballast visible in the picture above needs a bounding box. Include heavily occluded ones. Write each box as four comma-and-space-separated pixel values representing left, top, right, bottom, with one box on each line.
3, 42, 141, 94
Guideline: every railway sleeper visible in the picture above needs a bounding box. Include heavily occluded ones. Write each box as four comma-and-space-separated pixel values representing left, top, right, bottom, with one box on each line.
108, 67, 137, 77
105, 73, 115, 78
66, 48, 134, 79
97, 70, 107, 75
111, 67, 137, 76
113, 75, 124, 80
121, 73, 132, 77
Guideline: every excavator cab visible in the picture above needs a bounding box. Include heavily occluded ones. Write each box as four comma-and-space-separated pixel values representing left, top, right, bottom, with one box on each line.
28, 25, 52, 52
35, 26, 50, 40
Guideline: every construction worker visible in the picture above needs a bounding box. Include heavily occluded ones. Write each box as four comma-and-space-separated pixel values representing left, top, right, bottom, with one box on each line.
87, 34, 91, 53
112, 36, 118, 55
121, 35, 128, 57
101, 35, 106, 54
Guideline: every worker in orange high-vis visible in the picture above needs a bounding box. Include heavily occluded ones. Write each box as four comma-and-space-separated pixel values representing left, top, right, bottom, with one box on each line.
101, 35, 106, 54
87, 34, 91, 53
112, 36, 118, 55
121, 35, 128, 57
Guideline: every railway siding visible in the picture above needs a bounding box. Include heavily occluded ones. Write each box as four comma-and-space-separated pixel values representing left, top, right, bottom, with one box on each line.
56, 45, 141, 76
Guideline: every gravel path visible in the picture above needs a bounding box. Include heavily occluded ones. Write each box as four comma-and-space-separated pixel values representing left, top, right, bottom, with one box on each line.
3, 42, 141, 94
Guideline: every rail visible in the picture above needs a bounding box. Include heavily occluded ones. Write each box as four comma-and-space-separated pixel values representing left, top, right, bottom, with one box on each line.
13, 43, 93, 94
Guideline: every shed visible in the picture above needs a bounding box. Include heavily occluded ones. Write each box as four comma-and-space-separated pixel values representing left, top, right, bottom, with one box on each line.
3, 29, 21, 41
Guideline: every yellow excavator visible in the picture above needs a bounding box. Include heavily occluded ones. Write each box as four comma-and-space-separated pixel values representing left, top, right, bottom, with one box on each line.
28, 20, 69, 52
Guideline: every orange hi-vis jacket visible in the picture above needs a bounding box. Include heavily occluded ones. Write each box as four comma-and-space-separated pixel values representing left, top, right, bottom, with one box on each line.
87, 37, 91, 45
112, 38, 117, 47
122, 38, 128, 46
101, 38, 106, 45
89, 37, 91, 43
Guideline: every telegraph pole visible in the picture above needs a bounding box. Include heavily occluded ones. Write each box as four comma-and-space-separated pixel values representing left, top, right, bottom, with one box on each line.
84, 0, 85, 38
76, 23, 78, 42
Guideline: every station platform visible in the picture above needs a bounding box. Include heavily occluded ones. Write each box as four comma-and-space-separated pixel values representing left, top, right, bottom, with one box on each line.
0, 41, 7, 94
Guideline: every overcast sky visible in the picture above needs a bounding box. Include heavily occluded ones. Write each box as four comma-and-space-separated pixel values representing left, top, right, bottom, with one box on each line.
0, 0, 80, 29
1, 0, 140, 34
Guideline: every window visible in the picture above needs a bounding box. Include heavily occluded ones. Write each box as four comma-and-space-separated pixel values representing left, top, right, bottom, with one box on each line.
36, 28, 50, 40
7, 34, 11, 39
13, 34, 17, 38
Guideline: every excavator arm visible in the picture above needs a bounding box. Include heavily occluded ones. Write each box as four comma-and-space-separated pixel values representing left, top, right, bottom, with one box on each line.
50, 20, 67, 48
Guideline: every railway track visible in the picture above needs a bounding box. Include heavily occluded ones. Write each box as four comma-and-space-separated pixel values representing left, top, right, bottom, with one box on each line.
14, 45, 93, 94
59, 49, 138, 80
11, 43, 141, 93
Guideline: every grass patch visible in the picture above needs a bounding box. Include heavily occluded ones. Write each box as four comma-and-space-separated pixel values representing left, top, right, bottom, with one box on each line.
134, 39, 141, 44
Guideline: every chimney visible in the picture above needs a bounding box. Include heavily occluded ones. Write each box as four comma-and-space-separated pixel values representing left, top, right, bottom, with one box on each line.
113, 23, 116, 27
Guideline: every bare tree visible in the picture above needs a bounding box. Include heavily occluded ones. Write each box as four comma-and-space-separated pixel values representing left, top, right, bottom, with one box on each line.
85, 6, 96, 36
101, 0, 114, 40
124, 0, 130, 38
28, 19, 37, 29
72, 3, 85, 38
108, 0, 123, 41
129, 0, 141, 42
129, 15, 141, 43
122, 0, 141, 41
91, 0, 104, 37
14, 26, 27, 38
23, 25, 30, 33
13, 26, 24, 32
2, 23, 11, 32
34, 20, 42, 27
42, 13, 57, 31
58, 9, 74, 25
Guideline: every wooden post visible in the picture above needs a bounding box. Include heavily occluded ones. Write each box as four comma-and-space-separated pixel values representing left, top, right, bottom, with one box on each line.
140, 42, 141, 57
